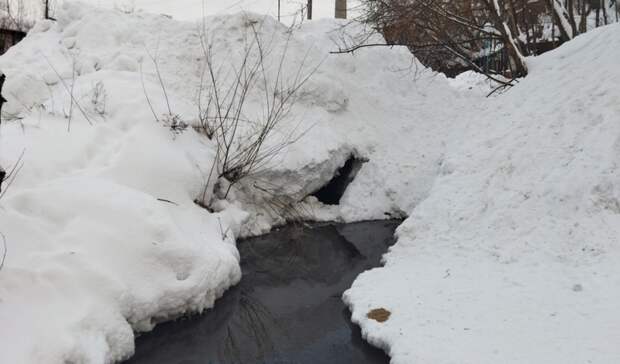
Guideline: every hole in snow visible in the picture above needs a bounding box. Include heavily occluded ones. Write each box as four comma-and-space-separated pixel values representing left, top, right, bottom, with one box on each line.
311, 155, 366, 205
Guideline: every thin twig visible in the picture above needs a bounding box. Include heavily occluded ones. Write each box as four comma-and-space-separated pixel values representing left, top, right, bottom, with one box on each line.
0, 232, 6, 272
41, 53, 94, 126
0, 149, 25, 200
139, 60, 160, 123
145, 47, 173, 116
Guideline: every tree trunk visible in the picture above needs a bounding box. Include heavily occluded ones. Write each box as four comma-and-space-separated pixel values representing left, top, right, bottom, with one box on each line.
549, 0, 577, 41
579, 0, 590, 33
566, 0, 578, 35
485, 0, 528, 77
307, 0, 312, 20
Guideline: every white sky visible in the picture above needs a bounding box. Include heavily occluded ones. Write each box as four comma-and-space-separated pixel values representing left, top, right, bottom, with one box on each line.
67, 0, 362, 23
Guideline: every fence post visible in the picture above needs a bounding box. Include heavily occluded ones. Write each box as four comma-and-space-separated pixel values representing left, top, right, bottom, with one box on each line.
335, 0, 347, 19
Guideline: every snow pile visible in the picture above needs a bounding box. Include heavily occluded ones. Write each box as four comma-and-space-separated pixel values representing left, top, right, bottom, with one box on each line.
1, 1, 472, 238
447, 70, 506, 96
0, 2, 471, 362
344, 23, 620, 363
0, 4, 251, 363
8, 1, 613, 363
218, 20, 470, 234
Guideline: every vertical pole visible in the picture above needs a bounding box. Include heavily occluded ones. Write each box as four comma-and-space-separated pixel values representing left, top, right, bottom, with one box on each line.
44, 0, 52, 19
278, 0, 281, 22
307, 0, 312, 20
335, 0, 347, 19
0, 74, 5, 127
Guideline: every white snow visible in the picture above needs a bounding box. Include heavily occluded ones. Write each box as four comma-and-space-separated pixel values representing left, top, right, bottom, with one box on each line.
344, 23, 620, 364
0, 2, 466, 362
0, 4, 251, 363
1, 1, 619, 363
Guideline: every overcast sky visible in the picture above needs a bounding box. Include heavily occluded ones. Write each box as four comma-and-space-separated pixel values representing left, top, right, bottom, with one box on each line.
59, 0, 362, 23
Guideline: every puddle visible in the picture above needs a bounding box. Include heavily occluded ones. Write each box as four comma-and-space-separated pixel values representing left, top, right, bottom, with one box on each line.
126, 220, 400, 364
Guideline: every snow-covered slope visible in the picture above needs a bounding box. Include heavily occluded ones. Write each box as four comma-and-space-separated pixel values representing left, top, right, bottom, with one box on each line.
0, 5, 251, 364
344, 23, 620, 364
4, 2, 616, 363
0, 2, 468, 362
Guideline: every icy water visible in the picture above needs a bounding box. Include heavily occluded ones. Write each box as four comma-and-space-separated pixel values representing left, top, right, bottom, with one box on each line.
127, 220, 400, 364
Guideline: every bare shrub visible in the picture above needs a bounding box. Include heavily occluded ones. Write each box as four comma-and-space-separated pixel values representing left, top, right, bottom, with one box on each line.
0, 150, 25, 273
0, 0, 34, 32
90, 81, 107, 117
196, 18, 319, 201
139, 48, 190, 140
0, 148, 24, 199
252, 180, 315, 225
42, 53, 95, 130
345, 0, 620, 81
138, 16, 319, 214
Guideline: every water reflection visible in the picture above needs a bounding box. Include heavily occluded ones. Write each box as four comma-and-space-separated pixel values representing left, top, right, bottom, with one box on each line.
127, 220, 400, 364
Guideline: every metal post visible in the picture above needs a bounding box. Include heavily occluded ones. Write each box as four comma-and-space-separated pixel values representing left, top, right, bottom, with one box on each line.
307, 0, 312, 20
278, 0, 281, 22
335, 0, 347, 19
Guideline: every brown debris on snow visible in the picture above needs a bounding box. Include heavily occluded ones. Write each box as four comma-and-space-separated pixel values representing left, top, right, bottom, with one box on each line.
367, 308, 391, 323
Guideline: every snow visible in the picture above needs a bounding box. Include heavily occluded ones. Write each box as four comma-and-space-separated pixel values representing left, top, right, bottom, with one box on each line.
0, 4, 250, 363
1, 1, 619, 363
0, 2, 466, 362
344, 23, 620, 364
447, 70, 505, 96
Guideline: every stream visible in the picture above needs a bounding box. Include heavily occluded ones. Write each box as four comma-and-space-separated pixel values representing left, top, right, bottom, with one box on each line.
126, 220, 400, 364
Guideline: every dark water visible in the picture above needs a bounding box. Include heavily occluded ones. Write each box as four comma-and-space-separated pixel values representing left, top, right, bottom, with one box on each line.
126, 220, 400, 364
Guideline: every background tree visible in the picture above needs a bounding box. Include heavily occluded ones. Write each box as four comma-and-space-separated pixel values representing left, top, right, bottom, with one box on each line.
348, 0, 619, 79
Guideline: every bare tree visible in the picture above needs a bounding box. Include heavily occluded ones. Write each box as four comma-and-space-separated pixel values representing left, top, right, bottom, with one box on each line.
0, 149, 24, 199
346, 0, 619, 80
344, 0, 528, 79
549, 0, 577, 41
139, 16, 319, 206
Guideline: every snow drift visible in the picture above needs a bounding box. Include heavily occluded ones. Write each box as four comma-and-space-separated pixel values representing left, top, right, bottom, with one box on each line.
4, 1, 614, 363
344, 23, 620, 364
0, 2, 467, 362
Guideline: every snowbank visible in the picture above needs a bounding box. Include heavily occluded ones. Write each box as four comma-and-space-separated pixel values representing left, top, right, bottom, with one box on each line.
344, 23, 620, 364
0, 4, 250, 363
210, 18, 470, 234
8, 1, 612, 363
0, 2, 470, 362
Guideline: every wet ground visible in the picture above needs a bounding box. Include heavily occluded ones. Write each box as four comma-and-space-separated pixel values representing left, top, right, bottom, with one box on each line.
126, 220, 400, 364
